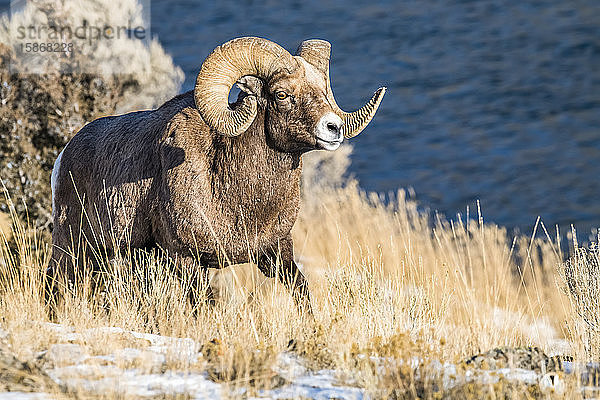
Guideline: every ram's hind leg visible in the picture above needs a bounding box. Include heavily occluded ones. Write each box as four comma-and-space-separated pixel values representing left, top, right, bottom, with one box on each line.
175, 255, 215, 311
46, 225, 96, 317
46, 198, 114, 318
45, 248, 73, 317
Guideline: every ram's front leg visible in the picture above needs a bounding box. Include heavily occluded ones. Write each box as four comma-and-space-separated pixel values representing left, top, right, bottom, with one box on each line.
258, 235, 313, 315
174, 254, 215, 309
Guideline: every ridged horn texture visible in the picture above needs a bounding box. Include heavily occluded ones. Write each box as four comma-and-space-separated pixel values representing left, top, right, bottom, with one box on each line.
195, 37, 295, 136
297, 39, 386, 139
333, 87, 387, 138
295, 39, 330, 74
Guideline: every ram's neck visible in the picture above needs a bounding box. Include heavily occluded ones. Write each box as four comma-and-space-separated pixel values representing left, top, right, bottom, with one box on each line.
210, 108, 302, 217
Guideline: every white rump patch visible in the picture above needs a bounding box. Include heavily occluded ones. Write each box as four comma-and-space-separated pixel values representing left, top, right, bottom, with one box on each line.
51, 143, 68, 217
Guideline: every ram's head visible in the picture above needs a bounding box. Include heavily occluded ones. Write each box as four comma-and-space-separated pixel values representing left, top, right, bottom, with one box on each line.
194, 37, 386, 153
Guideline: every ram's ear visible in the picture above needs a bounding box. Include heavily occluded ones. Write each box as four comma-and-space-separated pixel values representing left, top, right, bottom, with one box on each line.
236, 76, 263, 97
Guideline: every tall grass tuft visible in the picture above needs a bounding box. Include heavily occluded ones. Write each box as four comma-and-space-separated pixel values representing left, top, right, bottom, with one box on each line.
561, 230, 600, 360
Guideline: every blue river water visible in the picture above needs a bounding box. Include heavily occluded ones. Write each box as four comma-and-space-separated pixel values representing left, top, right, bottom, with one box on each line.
4, 0, 600, 236
149, 0, 600, 236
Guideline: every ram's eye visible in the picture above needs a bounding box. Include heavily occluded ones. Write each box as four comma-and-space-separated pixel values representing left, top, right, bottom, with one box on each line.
275, 91, 288, 100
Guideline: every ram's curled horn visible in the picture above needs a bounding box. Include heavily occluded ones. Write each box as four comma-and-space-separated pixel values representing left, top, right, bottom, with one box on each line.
295, 39, 331, 74
296, 39, 386, 139
195, 37, 295, 137
333, 87, 386, 138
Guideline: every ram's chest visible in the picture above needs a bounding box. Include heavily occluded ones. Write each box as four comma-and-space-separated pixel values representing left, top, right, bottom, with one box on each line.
160, 160, 300, 258
213, 169, 300, 245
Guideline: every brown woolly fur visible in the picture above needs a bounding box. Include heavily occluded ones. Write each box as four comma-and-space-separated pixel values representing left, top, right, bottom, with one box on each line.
48, 38, 384, 313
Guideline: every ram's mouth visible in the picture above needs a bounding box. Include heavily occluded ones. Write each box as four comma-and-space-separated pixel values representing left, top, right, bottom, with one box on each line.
315, 137, 342, 151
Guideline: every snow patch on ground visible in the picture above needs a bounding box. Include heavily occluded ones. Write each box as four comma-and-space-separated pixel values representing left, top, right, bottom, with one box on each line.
265, 352, 365, 399
0, 322, 592, 399
12, 323, 368, 399
0, 394, 51, 400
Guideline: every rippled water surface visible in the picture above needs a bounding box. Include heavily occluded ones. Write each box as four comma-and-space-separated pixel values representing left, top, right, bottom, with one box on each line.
149, 0, 600, 234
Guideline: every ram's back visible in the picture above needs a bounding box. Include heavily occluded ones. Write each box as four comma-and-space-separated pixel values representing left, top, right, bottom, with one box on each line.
51, 94, 191, 253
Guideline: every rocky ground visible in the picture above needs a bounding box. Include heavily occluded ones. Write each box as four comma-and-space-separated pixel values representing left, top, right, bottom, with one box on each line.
0, 323, 598, 399
0, 323, 366, 399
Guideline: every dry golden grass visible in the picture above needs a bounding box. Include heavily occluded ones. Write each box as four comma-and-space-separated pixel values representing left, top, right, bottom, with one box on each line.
560, 235, 600, 362
0, 161, 597, 398
0, 212, 10, 242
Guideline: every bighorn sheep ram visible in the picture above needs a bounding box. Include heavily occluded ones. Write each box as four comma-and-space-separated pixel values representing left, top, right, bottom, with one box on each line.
49, 37, 385, 312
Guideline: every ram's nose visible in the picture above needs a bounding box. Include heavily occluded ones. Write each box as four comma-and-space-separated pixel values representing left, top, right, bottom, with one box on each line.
326, 120, 342, 136
315, 112, 344, 150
